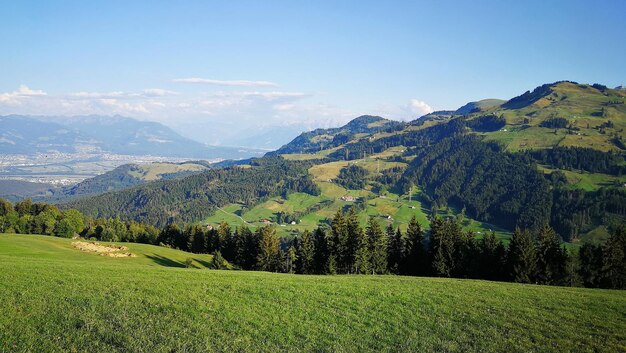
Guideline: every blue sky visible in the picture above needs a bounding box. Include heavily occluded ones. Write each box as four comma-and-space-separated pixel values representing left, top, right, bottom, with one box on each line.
1, 0, 625, 144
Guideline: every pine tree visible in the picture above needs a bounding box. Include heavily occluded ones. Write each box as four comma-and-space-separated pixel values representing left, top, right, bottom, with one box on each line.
345, 208, 363, 273
404, 215, 425, 275
348, 209, 369, 274
210, 251, 228, 269
218, 222, 235, 260
329, 210, 347, 273
284, 245, 298, 274
602, 225, 626, 289
478, 231, 506, 280
313, 228, 331, 274
296, 230, 315, 274
368, 217, 387, 274
255, 226, 280, 272
578, 242, 602, 287
189, 224, 207, 254
235, 225, 257, 270
536, 225, 568, 285
507, 227, 537, 283
430, 218, 462, 277
387, 225, 405, 274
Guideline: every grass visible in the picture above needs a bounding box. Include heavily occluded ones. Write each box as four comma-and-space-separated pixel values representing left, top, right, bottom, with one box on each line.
1, 234, 625, 352
537, 165, 626, 191
0, 233, 215, 268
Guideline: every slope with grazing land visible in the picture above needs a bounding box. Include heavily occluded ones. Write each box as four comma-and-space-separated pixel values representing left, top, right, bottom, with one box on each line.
62, 81, 626, 243
1, 233, 624, 353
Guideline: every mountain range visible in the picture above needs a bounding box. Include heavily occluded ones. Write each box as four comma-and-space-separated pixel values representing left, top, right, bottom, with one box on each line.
54, 81, 626, 244
0, 115, 263, 159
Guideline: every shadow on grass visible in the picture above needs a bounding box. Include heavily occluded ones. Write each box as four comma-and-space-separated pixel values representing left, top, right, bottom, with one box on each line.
145, 254, 185, 268
194, 258, 212, 269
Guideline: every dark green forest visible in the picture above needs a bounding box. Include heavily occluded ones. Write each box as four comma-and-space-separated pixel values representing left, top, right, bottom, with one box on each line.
64, 157, 320, 227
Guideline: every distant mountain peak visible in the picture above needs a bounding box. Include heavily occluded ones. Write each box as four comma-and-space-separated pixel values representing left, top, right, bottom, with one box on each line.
455, 99, 505, 115
502, 80, 580, 109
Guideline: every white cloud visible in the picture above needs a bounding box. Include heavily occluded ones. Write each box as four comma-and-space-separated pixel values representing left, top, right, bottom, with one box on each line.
408, 99, 434, 116
142, 88, 178, 97
0, 85, 47, 105
172, 78, 278, 87
68, 91, 133, 99
16, 85, 47, 97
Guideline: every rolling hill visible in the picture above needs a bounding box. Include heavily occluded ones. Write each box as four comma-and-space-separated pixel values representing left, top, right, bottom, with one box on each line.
61, 81, 626, 242
50, 161, 212, 201
1, 233, 624, 353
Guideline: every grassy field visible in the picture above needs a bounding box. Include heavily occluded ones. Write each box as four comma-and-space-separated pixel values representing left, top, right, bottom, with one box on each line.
537, 165, 626, 191
1, 234, 625, 352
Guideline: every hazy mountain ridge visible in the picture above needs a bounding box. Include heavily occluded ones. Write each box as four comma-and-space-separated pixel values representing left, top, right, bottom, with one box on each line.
0, 115, 263, 159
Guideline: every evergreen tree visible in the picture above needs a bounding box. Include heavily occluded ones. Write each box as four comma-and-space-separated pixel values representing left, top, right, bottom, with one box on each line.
367, 217, 387, 274
256, 226, 280, 272
602, 225, 626, 289
236, 226, 257, 270
296, 230, 315, 274
430, 218, 462, 277
284, 245, 298, 274
387, 225, 405, 274
339, 207, 360, 273
329, 210, 347, 273
210, 251, 228, 269
536, 225, 569, 285
189, 225, 207, 254
313, 227, 331, 274
158, 223, 181, 248
507, 227, 537, 283
478, 231, 506, 280
348, 209, 369, 274
577, 243, 603, 287
217, 222, 235, 259
404, 215, 425, 275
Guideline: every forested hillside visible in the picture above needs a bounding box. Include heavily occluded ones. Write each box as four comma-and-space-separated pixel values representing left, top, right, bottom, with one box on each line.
61, 81, 626, 243
64, 157, 320, 226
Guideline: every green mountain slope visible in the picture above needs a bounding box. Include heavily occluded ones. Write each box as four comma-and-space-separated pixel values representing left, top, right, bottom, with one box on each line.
50, 161, 211, 201
63, 81, 626, 243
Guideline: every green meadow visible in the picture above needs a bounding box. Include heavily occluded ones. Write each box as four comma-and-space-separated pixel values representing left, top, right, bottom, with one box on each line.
1, 234, 625, 352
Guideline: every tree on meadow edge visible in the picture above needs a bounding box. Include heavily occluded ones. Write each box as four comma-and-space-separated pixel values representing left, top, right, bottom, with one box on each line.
349, 209, 370, 274
367, 217, 387, 275
536, 225, 569, 285
296, 230, 315, 274
313, 227, 331, 274
387, 225, 405, 274
404, 215, 425, 276
189, 224, 207, 254
329, 210, 346, 274
478, 231, 506, 280
602, 225, 626, 289
508, 227, 537, 283
256, 226, 280, 272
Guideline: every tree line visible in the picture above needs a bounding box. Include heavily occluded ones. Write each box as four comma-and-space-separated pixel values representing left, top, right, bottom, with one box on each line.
2, 197, 624, 289
157, 209, 625, 289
